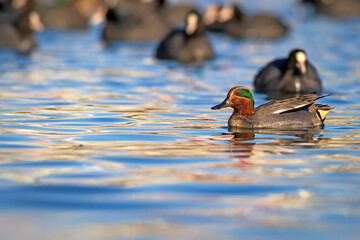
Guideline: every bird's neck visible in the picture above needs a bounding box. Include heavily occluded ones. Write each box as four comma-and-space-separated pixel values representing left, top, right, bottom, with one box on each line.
233, 98, 254, 116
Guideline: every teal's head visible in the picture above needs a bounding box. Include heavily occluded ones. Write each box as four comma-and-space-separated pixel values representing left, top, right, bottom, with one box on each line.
231, 87, 254, 107
211, 86, 255, 115
57, 0, 68, 4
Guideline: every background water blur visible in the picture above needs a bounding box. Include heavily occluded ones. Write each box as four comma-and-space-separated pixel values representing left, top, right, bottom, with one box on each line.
1, 0, 360, 239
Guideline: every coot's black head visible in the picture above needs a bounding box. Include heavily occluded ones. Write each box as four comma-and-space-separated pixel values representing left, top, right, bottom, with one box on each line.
157, 0, 165, 7
105, 8, 120, 22
287, 49, 307, 75
0, 0, 14, 23
0, 0, 11, 11
142, 0, 165, 9
185, 10, 205, 36
302, 0, 319, 4
105, 0, 120, 22
218, 4, 244, 23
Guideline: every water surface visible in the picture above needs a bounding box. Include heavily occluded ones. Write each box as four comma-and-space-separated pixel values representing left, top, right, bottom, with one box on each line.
0, 0, 360, 239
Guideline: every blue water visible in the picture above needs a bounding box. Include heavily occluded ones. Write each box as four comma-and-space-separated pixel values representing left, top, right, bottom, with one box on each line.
0, 0, 360, 239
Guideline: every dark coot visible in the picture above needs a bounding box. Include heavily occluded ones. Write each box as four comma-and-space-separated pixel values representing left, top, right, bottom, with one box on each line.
253, 49, 322, 94
155, 10, 214, 63
303, 0, 360, 18
114, 0, 194, 27
218, 5, 289, 40
36, 0, 103, 30
102, 0, 171, 41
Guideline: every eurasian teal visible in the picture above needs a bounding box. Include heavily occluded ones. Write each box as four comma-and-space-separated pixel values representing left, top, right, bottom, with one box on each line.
211, 86, 333, 129
253, 49, 322, 94
155, 10, 214, 63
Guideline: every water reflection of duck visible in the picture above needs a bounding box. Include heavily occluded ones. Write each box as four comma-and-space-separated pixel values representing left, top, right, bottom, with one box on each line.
0, 0, 42, 52
155, 10, 214, 63
302, 0, 360, 18
227, 131, 256, 160
228, 128, 320, 160
254, 49, 322, 95
211, 86, 333, 129
205, 4, 288, 39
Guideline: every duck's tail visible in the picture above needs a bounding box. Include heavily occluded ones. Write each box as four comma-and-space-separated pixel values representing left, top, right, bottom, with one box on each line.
315, 104, 334, 121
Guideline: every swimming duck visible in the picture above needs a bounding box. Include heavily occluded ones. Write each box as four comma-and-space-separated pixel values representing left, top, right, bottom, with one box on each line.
36, 0, 104, 30
217, 4, 288, 39
155, 10, 214, 63
254, 49, 322, 94
302, 0, 360, 18
211, 86, 333, 129
102, 0, 171, 41
0, 0, 42, 52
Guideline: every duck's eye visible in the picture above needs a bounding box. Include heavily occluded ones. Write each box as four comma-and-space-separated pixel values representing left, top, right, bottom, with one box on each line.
234, 89, 243, 97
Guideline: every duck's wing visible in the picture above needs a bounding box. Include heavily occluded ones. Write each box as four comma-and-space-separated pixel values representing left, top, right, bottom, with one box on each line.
256, 94, 329, 114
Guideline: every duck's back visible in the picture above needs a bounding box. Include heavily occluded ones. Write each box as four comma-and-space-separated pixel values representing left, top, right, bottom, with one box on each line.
255, 110, 315, 128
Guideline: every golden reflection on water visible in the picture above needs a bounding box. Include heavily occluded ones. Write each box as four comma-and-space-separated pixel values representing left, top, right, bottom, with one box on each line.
1, 90, 360, 187
1, 66, 360, 240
